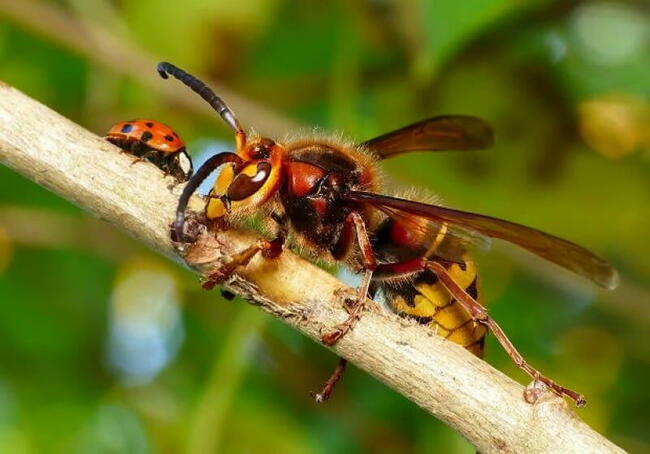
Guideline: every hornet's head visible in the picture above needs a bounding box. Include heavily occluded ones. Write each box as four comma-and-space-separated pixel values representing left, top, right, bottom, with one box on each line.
157, 62, 284, 240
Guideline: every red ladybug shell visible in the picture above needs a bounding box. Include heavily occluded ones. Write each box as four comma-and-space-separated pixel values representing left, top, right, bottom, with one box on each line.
106, 119, 185, 154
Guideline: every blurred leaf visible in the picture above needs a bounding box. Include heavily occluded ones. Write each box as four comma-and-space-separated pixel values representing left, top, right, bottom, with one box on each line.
245, 1, 340, 78
69, 405, 151, 454
186, 304, 267, 454
0, 225, 13, 274
418, 0, 537, 80
221, 397, 318, 454
121, 0, 280, 70
0, 427, 33, 454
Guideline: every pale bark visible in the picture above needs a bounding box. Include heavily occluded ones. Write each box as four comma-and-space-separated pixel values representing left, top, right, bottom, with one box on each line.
0, 82, 625, 454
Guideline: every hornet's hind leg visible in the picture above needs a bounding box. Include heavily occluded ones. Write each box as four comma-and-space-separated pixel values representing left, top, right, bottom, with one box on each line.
313, 212, 377, 402
425, 260, 585, 406
374, 257, 586, 406
311, 357, 348, 403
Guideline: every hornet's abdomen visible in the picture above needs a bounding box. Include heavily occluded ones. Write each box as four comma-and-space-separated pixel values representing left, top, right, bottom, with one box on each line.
383, 258, 487, 357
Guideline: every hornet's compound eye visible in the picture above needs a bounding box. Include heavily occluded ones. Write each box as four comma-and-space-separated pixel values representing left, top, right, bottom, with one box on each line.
227, 162, 272, 201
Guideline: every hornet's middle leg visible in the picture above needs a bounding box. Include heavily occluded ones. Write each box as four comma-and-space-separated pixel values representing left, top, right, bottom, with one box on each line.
322, 211, 376, 346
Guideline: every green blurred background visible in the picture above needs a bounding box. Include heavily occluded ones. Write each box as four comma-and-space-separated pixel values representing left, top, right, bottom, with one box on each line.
0, 0, 649, 452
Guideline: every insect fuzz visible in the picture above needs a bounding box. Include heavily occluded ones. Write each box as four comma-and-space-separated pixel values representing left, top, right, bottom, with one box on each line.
159, 61, 382, 331
105, 119, 193, 183
204, 135, 380, 264
158, 61, 617, 407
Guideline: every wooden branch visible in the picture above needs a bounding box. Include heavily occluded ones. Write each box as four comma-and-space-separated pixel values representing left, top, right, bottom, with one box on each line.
0, 82, 625, 454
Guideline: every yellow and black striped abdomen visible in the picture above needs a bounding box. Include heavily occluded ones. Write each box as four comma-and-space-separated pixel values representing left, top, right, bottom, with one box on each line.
386, 259, 487, 357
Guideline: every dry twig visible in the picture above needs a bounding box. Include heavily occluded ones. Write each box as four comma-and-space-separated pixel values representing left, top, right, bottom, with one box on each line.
0, 82, 625, 453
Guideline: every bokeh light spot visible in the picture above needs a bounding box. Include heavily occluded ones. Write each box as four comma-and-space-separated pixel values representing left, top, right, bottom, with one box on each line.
571, 2, 649, 66
107, 257, 184, 386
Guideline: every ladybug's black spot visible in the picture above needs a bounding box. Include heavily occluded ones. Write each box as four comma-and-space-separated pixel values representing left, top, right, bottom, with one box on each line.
164, 135, 174, 142
140, 131, 154, 142
120, 124, 134, 133
145, 122, 154, 128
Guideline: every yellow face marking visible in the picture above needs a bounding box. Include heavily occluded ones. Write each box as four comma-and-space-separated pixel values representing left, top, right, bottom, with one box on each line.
206, 165, 235, 220
214, 164, 235, 195
206, 196, 227, 219
206, 143, 284, 220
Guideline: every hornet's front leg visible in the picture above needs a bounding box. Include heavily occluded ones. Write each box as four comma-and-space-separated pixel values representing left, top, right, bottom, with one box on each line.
201, 212, 287, 290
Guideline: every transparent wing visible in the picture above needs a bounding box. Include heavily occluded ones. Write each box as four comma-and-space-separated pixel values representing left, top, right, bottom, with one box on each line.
377, 202, 492, 263
345, 191, 619, 289
359, 115, 494, 159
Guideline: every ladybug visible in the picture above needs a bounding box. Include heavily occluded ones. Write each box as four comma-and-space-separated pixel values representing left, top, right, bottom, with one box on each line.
105, 119, 193, 182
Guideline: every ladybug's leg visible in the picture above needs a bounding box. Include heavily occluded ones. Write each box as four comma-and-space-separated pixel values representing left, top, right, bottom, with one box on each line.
201, 212, 287, 290
422, 260, 586, 407
129, 149, 156, 166
106, 137, 150, 165
322, 212, 376, 346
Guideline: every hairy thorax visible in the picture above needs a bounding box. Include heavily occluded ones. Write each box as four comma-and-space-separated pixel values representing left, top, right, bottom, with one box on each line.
281, 140, 379, 263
